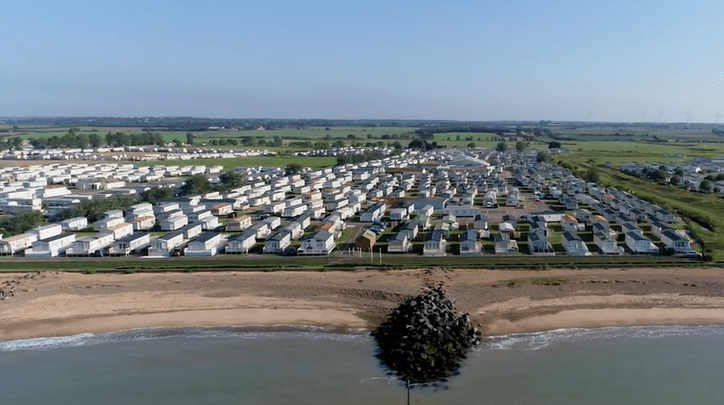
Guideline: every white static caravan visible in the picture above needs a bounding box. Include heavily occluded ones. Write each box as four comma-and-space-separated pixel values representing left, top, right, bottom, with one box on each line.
360, 202, 386, 223
60, 216, 88, 231
110, 232, 151, 256
129, 215, 156, 231
66, 233, 114, 256
154, 202, 180, 215
226, 231, 257, 254
100, 222, 134, 240
389, 208, 409, 222
560, 214, 580, 233
282, 204, 307, 218
248, 222, 271, 240
458, 229, 481, 256
179, 223, 203, 241
125, 202, 153, 218
184, 232, 222, 256
147, 231, 185, 257
226, 215, 252, 232
159, 214, 188, 231
423, 230, 447, 257
285, 222, 304, 240
265, 201, 286, 215
0, 233, 38, 255
594, 231, 624, 255
263, 230, 292, 254
209, 203, 233, 217
93, 216, 125, 230
24, 233, 76, 258
309, 206, 326, 220
262, 216, 282, 230
29, 224, 63, 241
528, 230, 553, 255
561, 231, 590, 256
297, 230, 335, 255
187, 210, 212, 222
625, 231, 659, 254
387, 232, 411, 253
660, 229, 692, 253
195, 215, 220, 231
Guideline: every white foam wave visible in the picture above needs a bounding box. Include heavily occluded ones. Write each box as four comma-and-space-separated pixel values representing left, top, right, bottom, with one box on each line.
480, 325, 724, 352
359, 376, 398, 386
0, 326, 370, 352
0, 333, 96, 351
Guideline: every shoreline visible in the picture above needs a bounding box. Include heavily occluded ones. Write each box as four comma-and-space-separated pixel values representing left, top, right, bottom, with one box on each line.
3, 267, 724, 342
5, 322, 724, 351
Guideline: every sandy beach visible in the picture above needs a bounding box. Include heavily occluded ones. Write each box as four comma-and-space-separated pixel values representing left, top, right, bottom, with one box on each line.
2, 267, 724, 341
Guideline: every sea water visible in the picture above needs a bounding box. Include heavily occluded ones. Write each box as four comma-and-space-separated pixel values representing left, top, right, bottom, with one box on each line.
1, 325, 724, 405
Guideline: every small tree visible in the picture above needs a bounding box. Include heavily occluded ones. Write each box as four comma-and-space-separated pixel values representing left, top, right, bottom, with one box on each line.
515, 141, 526, 153
219, 170, 245, 188
536, 151, 550, 162
179, 174, 211, 196
186, 132, 195, 145
496, 141, 507, 153
371, 286, 480, 404
585, 166, 600, 183
700, 179, 714, 193
548, 141, 561, 149
285, 163, 303, 176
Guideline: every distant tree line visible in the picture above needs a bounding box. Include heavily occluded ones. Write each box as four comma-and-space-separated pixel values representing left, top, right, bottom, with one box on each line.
28, 129, 165, 149
336, 150, 386, 165
407, 139, 439, 150
414, 126, 510, 137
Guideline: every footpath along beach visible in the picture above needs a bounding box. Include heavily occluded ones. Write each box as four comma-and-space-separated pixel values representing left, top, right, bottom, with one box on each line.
2, 267, 724, 341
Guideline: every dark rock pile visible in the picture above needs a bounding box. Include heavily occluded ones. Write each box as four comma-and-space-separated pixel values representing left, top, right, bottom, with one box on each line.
371, 285, 480, 385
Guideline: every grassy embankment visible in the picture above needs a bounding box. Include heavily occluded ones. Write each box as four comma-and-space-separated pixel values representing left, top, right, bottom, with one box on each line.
0, 254, 696, 273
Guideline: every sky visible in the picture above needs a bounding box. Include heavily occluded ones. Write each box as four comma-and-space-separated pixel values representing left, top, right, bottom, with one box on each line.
1, 0, 723, 122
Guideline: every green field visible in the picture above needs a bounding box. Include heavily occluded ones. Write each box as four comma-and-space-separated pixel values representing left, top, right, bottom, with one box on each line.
5, 125, 417, 150
552, 126, 723, 142
429, 132, 501, 148
552, 141, 724, 165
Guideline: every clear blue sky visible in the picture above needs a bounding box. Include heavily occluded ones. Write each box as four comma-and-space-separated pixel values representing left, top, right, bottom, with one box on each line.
1, 0, 723, 122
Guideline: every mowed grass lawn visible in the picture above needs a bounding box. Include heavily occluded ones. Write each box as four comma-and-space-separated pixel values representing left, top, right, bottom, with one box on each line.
193, 126, 414, 141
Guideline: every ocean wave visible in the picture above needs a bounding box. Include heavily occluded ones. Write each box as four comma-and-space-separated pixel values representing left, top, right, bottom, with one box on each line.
7, 324, 721, 353
0, 325, 370, 352
0, 333, 97, 352
480, 325, 724, 352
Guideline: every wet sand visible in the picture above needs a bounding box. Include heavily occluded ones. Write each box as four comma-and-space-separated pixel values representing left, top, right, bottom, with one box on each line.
2, 267, 724, 340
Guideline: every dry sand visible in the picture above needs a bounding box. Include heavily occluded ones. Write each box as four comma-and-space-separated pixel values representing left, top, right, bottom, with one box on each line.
2, 267, 724, 341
